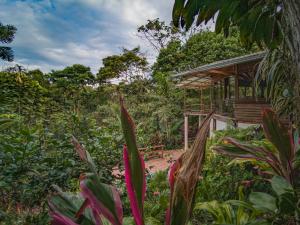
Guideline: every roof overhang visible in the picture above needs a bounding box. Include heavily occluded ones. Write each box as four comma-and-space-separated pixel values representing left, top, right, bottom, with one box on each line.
172, 51, 266, 89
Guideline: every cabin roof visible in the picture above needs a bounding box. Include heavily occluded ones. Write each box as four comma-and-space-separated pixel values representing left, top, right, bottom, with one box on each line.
172, 51, 266, 89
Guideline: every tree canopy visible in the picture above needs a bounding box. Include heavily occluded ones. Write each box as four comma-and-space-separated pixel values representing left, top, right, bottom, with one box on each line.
97, 47, 148, 83
0, 22, 17, 61
152, 29, 257, 76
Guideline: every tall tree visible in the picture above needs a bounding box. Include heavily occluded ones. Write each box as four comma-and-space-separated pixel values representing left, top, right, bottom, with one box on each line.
97, 47, 148, 83
48, 64, 95, 113
0, 22, 17, 61
137, 18, 202, 52
137, 18, 181, 52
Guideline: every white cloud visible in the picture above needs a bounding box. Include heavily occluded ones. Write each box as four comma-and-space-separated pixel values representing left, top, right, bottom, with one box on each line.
0, 0, 174, 73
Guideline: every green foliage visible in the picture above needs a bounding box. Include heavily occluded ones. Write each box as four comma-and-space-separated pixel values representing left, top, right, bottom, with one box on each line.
49, 64, 95, 87
0, 110, 122, 225
212, 109, 299, 187
0, 22, 17, 61
249, 176, 298, 224
144, 171, 169, 223
2, 14, 296, 224
257, 49, 296, 120
97, 47, 148, 83
194, 187, 268, 225
137, 18, 182, 52
172, 0, 282, 49
0, 72, 48, 120
152, 29, 257, 76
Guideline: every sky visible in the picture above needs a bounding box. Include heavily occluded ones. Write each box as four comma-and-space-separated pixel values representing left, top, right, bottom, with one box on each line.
0, 0, 173, 73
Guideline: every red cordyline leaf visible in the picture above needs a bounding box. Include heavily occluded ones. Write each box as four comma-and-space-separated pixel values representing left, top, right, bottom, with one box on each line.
120, 98, 146, 225
167, 112, 213, 225
50, 212, 79, 225
91, 208, 103, 225
123, 145, 146, 225
73, 199, 104, 225
166, 158, 182, 225
80, 180, 123, 225
168, 157, 183, 194
262, 109, 295, 183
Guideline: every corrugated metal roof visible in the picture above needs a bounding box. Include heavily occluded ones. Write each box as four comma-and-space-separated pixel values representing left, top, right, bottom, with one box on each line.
172, 51, 266, 79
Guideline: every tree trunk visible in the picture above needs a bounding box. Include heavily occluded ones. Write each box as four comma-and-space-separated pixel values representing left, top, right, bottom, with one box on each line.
283, 0, 300, 129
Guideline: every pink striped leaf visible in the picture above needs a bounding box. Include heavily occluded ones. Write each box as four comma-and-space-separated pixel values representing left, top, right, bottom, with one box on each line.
167, 112, 213, 225
48, 185, 95, 225
123, 146, 146, 225
50, 211, 79, 225
80, 174, 123, 225
166, 158, 182, 225
120, 100, 146, 225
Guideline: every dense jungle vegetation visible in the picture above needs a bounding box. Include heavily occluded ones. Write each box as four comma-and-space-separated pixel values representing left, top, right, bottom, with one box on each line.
1, 1, 300, 222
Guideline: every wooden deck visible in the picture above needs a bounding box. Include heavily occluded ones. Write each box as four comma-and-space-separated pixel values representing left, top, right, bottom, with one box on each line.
234, 102, 270, 123
184, 102, 272, 124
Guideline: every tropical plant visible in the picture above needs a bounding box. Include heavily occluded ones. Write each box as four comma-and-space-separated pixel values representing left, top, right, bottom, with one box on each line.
48, 101, 213, 225
195, 175, 299, 225
212, 109, 299, 188
49, 136, 124, 225
48, 101, 147, 225
256, 48, 296, 122
166, 112, 212, 225
194, 187, 268, 225
212, 109, 300, 224
172, 0, 282, 48
248, 175, 299, 225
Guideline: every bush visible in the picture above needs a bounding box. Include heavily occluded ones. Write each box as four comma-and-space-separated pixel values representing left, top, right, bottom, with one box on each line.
0, 113, 123, 224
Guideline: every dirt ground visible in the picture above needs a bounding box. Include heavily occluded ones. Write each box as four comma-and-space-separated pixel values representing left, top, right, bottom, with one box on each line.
112, 149, 184, 177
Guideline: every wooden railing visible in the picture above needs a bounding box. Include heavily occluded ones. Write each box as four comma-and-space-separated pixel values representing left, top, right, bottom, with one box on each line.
184, 103, 211, 114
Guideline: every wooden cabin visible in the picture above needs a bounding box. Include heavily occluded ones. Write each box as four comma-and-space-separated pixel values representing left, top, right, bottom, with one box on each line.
173, 52, 269, 150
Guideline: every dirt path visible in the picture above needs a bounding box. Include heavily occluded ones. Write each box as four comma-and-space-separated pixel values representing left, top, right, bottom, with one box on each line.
112, 149, 184, 176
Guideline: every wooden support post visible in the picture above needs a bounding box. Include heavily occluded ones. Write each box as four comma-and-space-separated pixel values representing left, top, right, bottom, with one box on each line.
198, 115, 202, 128
184, 115, 189, 151
252, 72, 256, 100
234, 65, 239, 101
184, 89, 186, 111
219, 81, 223, 113
213, 118, 217, 131
210, 81, 214, 110
199, 89, 202, 112
201, 89, 204, 112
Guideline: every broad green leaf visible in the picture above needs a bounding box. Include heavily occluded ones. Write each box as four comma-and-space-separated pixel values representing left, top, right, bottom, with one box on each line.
271, 175, 293, 196
249, 192, 276, 212
172, 0, 185, 27
48, 185, 95, 225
